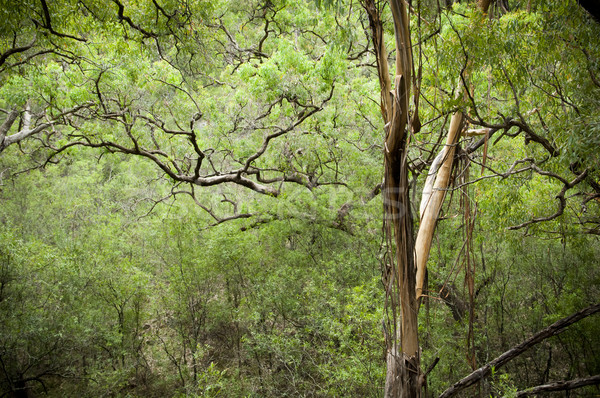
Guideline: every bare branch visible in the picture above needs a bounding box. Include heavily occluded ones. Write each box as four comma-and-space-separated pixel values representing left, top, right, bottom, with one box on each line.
0, 37, 36, 67
508, 167, 588, 231
438, 302, 600, 398
513, 374, 600, 397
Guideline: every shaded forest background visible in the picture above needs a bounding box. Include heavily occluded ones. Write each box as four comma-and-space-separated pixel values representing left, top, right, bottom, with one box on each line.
0, 0, 599, 397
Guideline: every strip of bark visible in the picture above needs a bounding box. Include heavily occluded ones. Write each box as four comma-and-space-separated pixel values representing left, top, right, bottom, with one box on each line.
438, 302, 600, 398
415, 111, 463, 299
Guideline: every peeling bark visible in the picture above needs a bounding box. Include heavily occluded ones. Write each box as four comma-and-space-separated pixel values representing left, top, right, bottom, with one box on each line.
362, 0, 421, 395
385, 349, 421, 398
415, 111, 463, 300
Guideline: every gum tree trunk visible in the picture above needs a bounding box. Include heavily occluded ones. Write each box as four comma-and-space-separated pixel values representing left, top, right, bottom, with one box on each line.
362, 0, 420, 396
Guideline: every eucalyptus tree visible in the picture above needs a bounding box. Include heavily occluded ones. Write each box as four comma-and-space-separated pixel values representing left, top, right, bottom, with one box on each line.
359, 0, 600, 396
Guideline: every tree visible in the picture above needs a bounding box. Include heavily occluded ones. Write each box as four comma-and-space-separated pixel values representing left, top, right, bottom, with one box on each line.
0, 0, 92, 157
360, 0, 600, 396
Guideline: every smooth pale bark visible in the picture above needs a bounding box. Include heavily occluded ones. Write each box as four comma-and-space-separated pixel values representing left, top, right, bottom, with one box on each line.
0, 102, 90, 154
0, 105, 51, 153
415, 111, 463, 299
419, 151, 444, 222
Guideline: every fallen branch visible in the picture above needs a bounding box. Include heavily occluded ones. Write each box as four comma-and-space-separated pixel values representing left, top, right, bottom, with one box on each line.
438, 302, 600, 398
512, 374, 600, 397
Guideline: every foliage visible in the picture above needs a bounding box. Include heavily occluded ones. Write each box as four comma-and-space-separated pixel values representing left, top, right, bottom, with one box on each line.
0, 0, 599, 397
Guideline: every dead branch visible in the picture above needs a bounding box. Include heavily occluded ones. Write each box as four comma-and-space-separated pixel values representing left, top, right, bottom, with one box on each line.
438, 302, 600, 398
512, 374, 600, 397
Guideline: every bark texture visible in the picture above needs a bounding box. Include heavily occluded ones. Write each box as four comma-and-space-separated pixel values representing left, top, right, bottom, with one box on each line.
478, 0, 492, 13
362, 0, 420, 396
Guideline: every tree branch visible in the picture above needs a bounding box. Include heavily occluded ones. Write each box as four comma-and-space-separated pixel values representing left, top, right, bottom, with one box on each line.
466, 113, 559, 157
113, 0, 157, 38
508, 167, 588, 231
33, 0, 87, 42
0, 37, 36, 67
438, 302, 600, 398
513, 374, 600, 397
1, 103, 93, 153
0, 110, 19, 143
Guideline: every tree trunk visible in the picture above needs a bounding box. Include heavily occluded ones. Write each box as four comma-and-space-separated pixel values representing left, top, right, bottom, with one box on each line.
361, 0, 421, 395
479, 0, 492, 13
